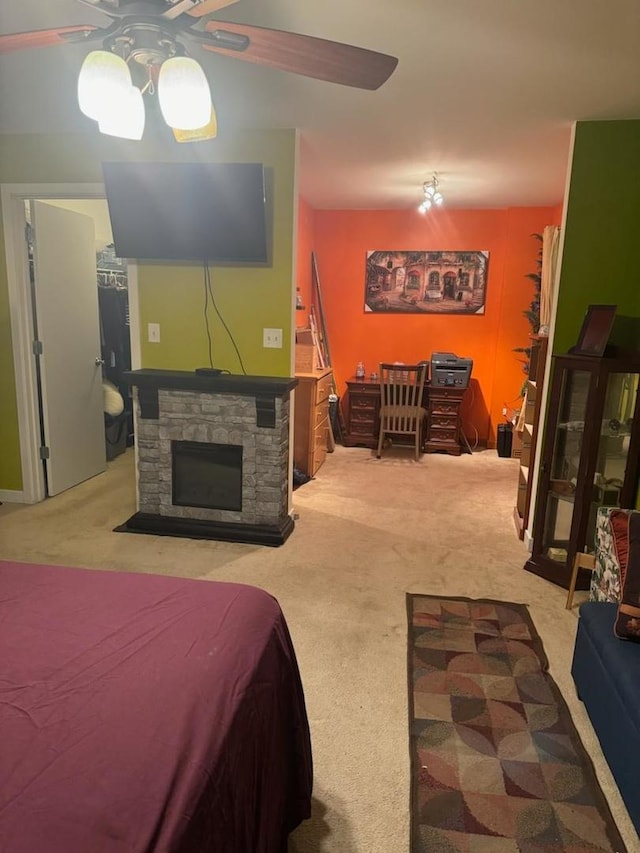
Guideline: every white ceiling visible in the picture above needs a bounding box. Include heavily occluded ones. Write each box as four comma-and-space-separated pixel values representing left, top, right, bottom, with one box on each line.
1, 0, 639, 210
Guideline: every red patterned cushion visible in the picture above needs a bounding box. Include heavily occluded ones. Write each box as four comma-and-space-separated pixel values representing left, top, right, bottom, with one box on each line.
610, 509, 631, 585
614, 510, 640, 642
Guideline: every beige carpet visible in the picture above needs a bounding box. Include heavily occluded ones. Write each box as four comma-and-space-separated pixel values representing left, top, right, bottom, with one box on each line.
0, 446, 636, 851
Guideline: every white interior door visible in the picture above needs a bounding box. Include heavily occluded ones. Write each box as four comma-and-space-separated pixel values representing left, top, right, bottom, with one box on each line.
30, 200, 106, 496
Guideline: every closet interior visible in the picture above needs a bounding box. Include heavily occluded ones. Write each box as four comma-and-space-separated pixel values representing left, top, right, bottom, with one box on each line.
97, 247, 132, 459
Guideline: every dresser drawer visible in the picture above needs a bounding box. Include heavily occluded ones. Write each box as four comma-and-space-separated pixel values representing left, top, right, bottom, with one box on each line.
431, 413, 458, 429
315, 371, 333, 405
309, 420, 329, 474
350, 396, 377, 413
350, 407, 376, 424
430, 387, 465, 400
310, 445, 327, 476
313, 398, 329, 429
428, 426, 459, 443
349, 383, 377, 396
349, 420, 376, 436
430, 402, 459, 416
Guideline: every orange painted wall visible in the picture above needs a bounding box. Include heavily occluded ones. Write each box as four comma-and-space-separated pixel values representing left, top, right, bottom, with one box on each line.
296, 196, 315, 329
311, 206, 558, 446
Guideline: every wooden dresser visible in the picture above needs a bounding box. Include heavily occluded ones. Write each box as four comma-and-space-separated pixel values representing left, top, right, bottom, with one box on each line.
294, 367, 333, 476
423, 386, 466, 456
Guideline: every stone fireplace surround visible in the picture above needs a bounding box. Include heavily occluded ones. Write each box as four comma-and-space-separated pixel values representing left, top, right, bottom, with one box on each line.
119, 370, 298, 546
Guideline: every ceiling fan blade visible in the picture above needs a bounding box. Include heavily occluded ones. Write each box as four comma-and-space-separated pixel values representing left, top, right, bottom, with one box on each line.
185, 0, 240, 17
0, 26, 100, 54
200, 20, 398, 90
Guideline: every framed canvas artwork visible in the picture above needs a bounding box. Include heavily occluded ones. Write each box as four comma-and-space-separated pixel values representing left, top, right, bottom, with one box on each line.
364, 250, 489, 314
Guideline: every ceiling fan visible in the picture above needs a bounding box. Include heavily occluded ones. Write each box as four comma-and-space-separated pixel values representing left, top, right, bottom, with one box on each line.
0, 0, 398, 93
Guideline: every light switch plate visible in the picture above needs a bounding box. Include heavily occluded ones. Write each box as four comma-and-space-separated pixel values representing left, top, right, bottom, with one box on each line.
148, 322, 160, 343
263, 328, 283, 348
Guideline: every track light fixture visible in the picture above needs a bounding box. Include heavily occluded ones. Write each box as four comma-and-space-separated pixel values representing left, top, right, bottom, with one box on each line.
418, 174, 444, 213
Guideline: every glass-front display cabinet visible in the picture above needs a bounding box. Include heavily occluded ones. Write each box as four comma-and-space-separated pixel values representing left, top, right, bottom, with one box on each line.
524, 353, 640, 589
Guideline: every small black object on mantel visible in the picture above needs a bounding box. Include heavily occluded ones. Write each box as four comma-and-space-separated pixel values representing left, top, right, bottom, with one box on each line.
195, 367, 224, 376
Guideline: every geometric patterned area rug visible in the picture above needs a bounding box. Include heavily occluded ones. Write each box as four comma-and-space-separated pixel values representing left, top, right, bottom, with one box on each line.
407, 594, 627, 853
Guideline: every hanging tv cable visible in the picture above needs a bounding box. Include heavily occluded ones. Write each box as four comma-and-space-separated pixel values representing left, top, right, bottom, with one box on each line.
203, 263, 247, 376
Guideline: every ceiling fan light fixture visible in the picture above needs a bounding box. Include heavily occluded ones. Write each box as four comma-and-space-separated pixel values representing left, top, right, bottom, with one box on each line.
98, 85, 145, 140
77, 50, 132, 121
158, 56, 212, 130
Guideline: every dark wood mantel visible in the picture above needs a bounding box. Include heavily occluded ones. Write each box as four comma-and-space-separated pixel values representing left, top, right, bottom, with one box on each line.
124, 369, 298, 427
123, 369, 297, 396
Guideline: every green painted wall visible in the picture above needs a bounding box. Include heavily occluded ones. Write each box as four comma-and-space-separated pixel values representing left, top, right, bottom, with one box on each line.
0, 129, 297, 492
553, 120, 640, 355
0, 223, 22, 490
553, 119, 640, 507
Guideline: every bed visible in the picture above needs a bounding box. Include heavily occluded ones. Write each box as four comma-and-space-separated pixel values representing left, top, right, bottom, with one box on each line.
0, 560, 313, 853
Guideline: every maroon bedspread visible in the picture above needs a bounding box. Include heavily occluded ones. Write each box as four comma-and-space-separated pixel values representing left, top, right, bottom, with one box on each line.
0, 561, 312, 852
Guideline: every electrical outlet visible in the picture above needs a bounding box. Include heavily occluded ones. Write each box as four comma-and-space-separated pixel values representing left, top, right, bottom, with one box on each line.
263, 328, 283, 348
148, 323, 161, 343
502, 406, 507, 416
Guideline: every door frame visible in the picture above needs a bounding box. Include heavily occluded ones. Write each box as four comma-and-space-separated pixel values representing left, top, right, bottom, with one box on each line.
1, 182, 141, 504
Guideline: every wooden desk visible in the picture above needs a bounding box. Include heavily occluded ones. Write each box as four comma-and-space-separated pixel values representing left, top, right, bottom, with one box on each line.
343, 377, 466, 455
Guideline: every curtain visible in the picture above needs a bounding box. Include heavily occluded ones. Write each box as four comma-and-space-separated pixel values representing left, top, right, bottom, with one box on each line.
539, 224, 561, 335
516, 225, 560, 434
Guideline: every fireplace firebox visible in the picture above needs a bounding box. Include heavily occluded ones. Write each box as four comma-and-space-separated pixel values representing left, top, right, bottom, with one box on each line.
172, 440, 243, 512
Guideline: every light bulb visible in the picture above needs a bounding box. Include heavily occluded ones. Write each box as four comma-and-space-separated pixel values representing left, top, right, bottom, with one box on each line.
98, 85, 145, 140
158, 56, 212, 130
78, 50, 132, 121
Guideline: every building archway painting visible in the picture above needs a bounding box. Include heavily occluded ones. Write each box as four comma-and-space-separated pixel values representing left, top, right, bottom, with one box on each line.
365, 250, 489, 314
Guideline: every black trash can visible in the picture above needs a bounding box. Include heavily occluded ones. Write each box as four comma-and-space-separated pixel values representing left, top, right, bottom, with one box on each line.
105, 411, 127, 460
496, 422, 513, 458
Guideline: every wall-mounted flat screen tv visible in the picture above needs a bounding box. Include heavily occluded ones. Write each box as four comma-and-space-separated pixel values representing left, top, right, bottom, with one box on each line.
102, 161, 268, 264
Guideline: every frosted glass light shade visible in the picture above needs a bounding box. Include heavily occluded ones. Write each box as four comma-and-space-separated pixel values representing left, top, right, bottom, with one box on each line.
172, 104, 218, 143
158, 56, 212, 130
98, 86, 145, 140
77, 50, 132, 121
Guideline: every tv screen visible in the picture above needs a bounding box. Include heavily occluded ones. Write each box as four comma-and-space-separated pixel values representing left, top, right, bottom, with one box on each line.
102, 161, 268, 264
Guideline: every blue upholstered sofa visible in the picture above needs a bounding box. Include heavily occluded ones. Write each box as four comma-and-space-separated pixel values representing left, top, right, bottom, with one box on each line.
571, 508, 640, 837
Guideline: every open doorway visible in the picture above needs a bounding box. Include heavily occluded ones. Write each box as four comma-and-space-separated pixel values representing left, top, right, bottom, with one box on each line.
1, 182, 140, 504
37, 198, 135, 466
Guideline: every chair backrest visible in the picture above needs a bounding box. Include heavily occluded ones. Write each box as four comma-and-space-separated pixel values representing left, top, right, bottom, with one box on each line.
379, 363, 427, 411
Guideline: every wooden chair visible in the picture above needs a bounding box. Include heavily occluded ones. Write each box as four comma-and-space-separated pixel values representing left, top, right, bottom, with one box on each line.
566, 551, 596, 609
376, 363, 428, 461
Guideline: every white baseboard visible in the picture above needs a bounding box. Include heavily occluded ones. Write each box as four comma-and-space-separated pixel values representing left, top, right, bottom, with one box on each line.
0, 489, 30, 504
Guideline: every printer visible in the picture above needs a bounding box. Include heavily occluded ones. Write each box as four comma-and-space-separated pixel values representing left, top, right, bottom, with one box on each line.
430, 352, 473, 389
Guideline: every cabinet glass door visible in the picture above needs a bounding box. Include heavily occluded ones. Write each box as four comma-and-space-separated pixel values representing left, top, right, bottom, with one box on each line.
541, 369, 639, 568
595, 371, 638, 506
541, 368, 591, 566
